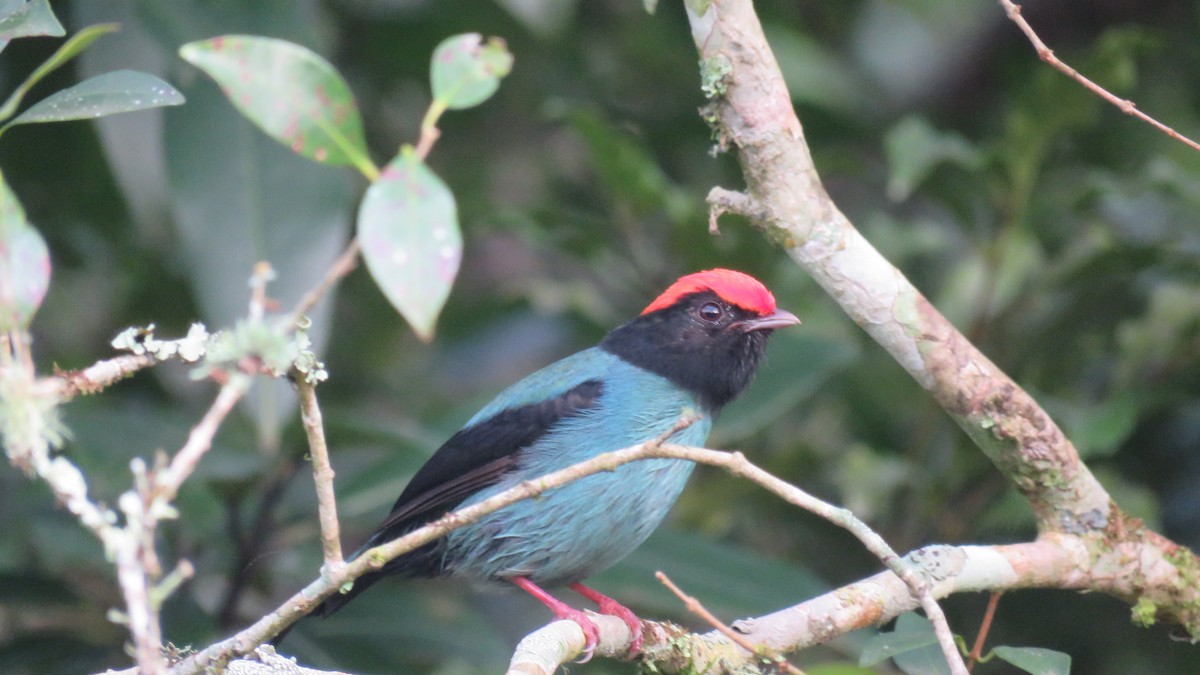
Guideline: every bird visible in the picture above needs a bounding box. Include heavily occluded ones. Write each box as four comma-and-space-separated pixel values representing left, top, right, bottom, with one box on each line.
309, 268, 799, 660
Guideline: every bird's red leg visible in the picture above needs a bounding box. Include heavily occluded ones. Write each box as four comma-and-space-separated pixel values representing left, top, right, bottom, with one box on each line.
569, 582, 644, 657
510, 577, 600, 662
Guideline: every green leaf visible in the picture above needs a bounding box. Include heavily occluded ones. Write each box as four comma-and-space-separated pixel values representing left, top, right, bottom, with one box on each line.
358, 149, 461, 341
179, 35, 372, 172
0, 22, 119, 124
1060, 392, 1139, 459
567, 108, 692, 220
0, 0, 64, 44
992, 646, 1072, 675
860, 613, 941, 667
0, 171, 49, 331
430, 33, 513, 111
715, 329, 858, 443
884, 115, 982, 202
2, 70, 183, 132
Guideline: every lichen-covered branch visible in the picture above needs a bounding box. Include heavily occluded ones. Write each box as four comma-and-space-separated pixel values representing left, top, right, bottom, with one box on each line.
687, 0, 1111, 535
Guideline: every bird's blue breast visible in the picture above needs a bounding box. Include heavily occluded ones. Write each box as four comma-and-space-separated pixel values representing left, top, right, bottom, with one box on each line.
442, 347, 712, 585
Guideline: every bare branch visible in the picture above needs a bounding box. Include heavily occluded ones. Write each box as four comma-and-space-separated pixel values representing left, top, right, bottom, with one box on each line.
289, 238, 361, 326
156, 377, 252, 502
999, 0, 1200, 153
296, 378, 344, 570
49, 353, 157, 398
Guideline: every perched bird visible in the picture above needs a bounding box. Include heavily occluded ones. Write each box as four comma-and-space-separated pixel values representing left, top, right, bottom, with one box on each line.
313, 269, 798, 659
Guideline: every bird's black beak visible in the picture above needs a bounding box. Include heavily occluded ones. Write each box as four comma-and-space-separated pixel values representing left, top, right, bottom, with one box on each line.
737, 308, 801, 332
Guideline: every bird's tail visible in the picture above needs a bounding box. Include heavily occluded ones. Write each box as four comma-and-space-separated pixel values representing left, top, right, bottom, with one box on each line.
312, 568, 389, 618
270, 569, 389, 646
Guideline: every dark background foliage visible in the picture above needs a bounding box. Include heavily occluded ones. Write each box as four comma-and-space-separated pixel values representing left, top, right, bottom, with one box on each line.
1, 1, 1198, 673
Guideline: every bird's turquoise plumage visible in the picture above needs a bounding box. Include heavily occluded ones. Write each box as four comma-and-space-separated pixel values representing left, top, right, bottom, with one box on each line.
304, 269, 798, 647
444, 347, 712, 585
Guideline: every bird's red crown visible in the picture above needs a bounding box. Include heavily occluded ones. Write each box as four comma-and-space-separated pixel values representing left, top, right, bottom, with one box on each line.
641, 269, 777, 316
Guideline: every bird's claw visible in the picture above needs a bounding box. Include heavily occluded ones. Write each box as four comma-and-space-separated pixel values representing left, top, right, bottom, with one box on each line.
569, 582, 644, 659
560, 607, 600, 663
594, 598, 643, 658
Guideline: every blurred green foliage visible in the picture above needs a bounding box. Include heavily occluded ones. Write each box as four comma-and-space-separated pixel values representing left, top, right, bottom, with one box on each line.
1, 1, 1199, 673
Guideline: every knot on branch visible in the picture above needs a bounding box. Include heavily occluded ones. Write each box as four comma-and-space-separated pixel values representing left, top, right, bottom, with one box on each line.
706, 187, 767, 235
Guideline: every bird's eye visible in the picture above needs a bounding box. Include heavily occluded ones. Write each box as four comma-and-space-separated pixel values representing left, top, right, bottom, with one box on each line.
698, 302, 724, 323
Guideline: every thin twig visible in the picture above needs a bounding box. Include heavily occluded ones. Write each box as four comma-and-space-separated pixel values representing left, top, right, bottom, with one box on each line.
156, 377, 252, 502
296, 378, 344, 569
288, 238, 362, 326
1000, 0, 1200, 153
966, 591, 1003, 671
657, 571, 804, 675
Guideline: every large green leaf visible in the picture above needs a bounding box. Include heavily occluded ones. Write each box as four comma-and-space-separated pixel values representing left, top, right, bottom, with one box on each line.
179, 35, 372, 171
884, 115, 983, 202
0, 171, 49, 331
358, 149, 461, 341
3, 70, 183, 131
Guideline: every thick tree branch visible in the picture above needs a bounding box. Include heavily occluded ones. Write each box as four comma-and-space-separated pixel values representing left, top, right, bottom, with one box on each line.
688, 0, 1110, 535
685, 0, 1199, 647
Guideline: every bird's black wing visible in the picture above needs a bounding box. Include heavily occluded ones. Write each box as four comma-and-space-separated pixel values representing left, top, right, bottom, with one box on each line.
313, 379, 604, 619
385, 378, 603, 525
363, 379, 604, 557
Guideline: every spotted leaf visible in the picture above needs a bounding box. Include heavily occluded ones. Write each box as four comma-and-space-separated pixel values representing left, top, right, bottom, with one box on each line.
0, 172, 49, 331
430, 33, 513, 111
179, 35, 370, 169
358, 150, 460, 341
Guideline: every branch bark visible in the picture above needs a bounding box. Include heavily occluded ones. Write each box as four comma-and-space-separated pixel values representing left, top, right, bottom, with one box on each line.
684, 0, 1199, 648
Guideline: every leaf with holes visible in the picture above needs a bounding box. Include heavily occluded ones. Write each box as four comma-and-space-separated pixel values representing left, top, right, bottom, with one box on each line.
358, 150, 460, 341
0, 172, 49, 331
430, 33, 513, 111
179, 35, 371, 170
4, 70, 183, 131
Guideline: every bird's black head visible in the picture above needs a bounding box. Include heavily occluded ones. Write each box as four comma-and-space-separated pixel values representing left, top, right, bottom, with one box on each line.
600, 269, 799, 412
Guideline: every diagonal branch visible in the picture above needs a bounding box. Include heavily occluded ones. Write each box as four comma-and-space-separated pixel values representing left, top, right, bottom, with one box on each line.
999, 0, 1200, 153
687, 0, 1108, 542
684, 0, 1199, 653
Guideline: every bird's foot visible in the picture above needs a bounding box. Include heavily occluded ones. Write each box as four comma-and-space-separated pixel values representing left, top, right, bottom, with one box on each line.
511, 577, 601, 662
570, 582, 644, 658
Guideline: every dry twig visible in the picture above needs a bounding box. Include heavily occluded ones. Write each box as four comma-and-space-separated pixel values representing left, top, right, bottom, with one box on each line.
999, 0, 1200, 153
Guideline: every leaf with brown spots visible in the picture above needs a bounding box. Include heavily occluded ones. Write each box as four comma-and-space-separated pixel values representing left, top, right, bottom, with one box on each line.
179, 35, 372, 172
